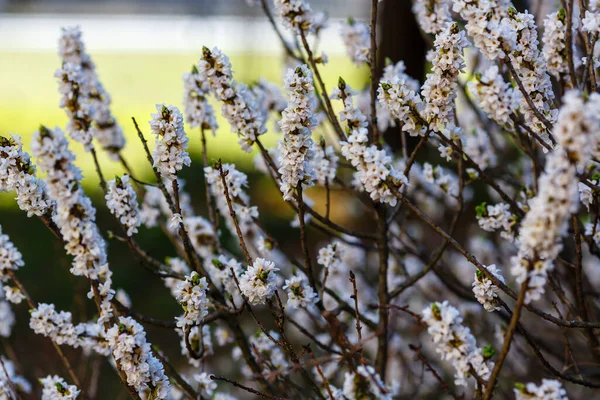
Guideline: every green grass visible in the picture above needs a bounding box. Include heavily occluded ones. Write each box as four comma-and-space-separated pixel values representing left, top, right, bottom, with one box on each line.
0, 51, 367, 207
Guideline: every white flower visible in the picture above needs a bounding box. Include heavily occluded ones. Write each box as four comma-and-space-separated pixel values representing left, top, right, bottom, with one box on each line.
198, 47, 266, 152
340, 19, 370, 65
468, 66, 521, 127
514, 379, 568, 400
3, 286, 25, 305
105, 175, 141, 236
169, 213, 183, 230
0, 226, 24, 281
542, 10, 577, 85
40, 375, 80, 399
311, 143, 338, 186
274, 0, 315, 34
182, 65, 218, 134
239, 258, 279, 305
472, 265, 505, 312
277, 64, 317, 200
283, 273, 317, 309
335, 80, 408, 206
58, 26, 125, 158
476, 202, 515, 240
422, 301, 494, 386
106, 317, 170, 399
194, 372, 217, 398
0, 357, 31, 397
174, 272, 209, 329
0, 134, 52, 217
412, 0, 452, 34
150, 104, 191, 181
342, 365, 392, 399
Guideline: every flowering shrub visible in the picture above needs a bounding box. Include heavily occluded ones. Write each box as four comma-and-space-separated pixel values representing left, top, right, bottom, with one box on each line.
2, 0, 600, 398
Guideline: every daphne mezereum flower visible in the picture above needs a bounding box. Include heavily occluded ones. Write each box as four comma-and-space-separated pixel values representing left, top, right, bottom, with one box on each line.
40, 375, 80, 400
476, 202, 515, 241
0, 284, 15, 338
335, 79, 408, 206
252, 78, 287, 129
0, 135, 52, 217
453, 0, 511, 61
198, 47, 266, 152
182, 65, 218, 135
422, 301, 494, 386
174, 272, 209, 329
412, 0, 452, 35
274, 0, 315, 34
149, 104, 191, 182
105, 175, 141, 237
31, 126, 115, 324
239, 258, 279, 305
106, 317, 170, 399
378, 75, 427, 137
421, 23, 469, 131
542, 9, 577, 86
0, 225, 24, 281
340, 18, 370, 66
283, 273, 317, 309
343, 365, 393, 400
503, 10, 558, 142
204, 163, 259, 237
277, 64, 317, 200
472, 264, 505, 312
514, 379, 568, 400
467, 66, 521, 127
311, 141, 338, 186
511, 91, 600, 303
59, 26, 125, 158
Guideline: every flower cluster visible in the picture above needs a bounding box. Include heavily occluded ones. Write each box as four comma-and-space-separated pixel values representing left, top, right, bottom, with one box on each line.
106, 317, 170, 399
412, 0, 452, 35
174, 272, 209, 328
0, 357, 31, 398
277, 64, 317, 200
542, 10, 576, 85
150, 104, 191, 182
198, 47, 266, 152
378, 76, 426, 137
335, 80, 407, 206
105, 175, 141, 237
421, 23, 469, 131
182, 65, 218, 134
40, 375, 80, 400
476, 202, 515, 241
422, 301, 494, 386
311, 141, 338, 186
0, 226, 24, 280
239, 258, 279, 305
283, 273, 317, 309
340, 18, 370, 66
512, 91, 600, 303
342, 365, 392, 400
467, 66, 521, 127
0, 135, 52, 217
514, 379, 568, 400
274, 0, 315, 34
58, 26, 124, 157
472, 265, 505, 312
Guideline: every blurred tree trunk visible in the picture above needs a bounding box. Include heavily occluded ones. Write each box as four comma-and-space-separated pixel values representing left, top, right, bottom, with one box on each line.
376, 0, 427, 153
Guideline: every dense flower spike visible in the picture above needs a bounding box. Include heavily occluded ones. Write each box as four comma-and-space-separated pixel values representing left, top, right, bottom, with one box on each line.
335, 79, 407, 205
422, 301, 494, 386
40, 375, 80, 400
512, 91, 600, 303
467, 66, 521, 127
274, 0, 315, 34
174, 272, 209, 328
378, 77, 426, 137
0, 226, 24, 280
58, 26, 125, 157
421, 23, 469, 131
182, 65, 218, 135
105, 175, 141, 237
277, 64, 317, 200
342, 365, 393, 399
340, 18, 370, 66
412, 0, 452, 35
239, 258, 279, 305
106, 317, 170, 399
150, 104, 191, 181
472, 265, 505, 312
514, 379, 568, 400
198, 47, 266, 152
310, 141, 338, 186
542, 9, 576, 85
0, 135, 52, 217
